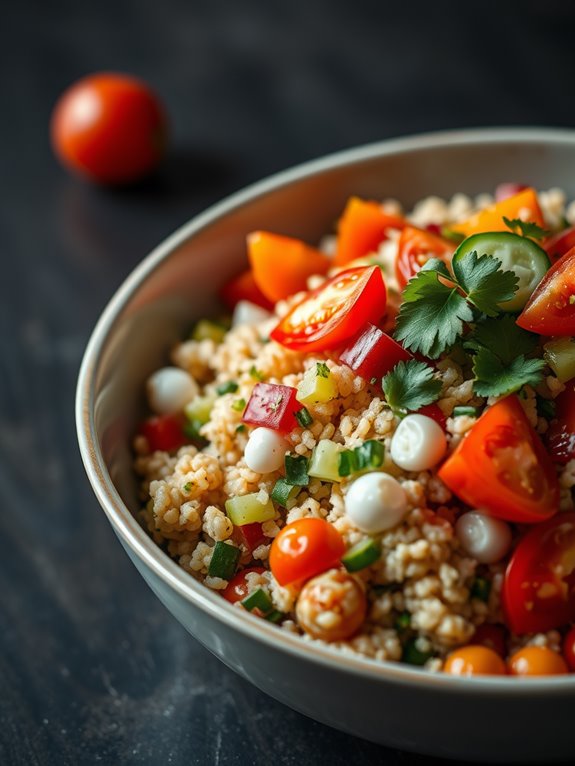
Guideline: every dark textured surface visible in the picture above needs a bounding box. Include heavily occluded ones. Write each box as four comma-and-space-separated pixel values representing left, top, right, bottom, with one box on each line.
2, 2, 575, 764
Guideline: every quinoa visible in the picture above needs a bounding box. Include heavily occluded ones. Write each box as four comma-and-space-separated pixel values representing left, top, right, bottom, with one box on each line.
134, 188, 575, 674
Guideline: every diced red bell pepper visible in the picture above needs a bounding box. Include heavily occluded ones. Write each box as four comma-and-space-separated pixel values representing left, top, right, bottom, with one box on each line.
233, 522, 267, 554
338, 322, 412, 381
220, 269, 274, 311
242, 382, 300, 431
417, 403, 447, 431
139, 414, 186, 452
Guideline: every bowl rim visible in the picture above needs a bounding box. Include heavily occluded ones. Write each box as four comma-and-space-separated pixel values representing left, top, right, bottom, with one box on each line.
76, 126, 575, 695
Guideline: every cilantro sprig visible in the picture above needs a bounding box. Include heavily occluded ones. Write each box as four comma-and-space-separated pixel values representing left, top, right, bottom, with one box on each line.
382, 359, 442, 417
394, 252, 518, 359
503, 216, 550, 240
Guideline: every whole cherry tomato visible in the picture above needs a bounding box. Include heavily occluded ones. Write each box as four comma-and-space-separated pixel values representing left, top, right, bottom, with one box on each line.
443, 645, 507, 676
51, 72, 167, 184
139, 414, 185, 452
562, 625, 575, 671
270, 266, 386, 353
508, 646, 568, 676
517, 246, 575, 336
269, 518, 345, 586
395, 226, 454, 288
438, 395, 559, 524
222, 567, 267, 604
471, 624, 507, 657
502, 513, 575, 634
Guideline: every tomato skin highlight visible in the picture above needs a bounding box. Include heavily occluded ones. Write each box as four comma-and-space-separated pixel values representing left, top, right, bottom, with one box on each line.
395, 226, 454, 289
51, 72, 167, 185
269, 518, 345, 586
508, 646, 569, 676
242, 383, 300, 432
270, 266, 387, 353
517, 246, 575, 336
222, 567, 266, 604
220, 269, 274, 311
139, 414, 186, 452
335, 197, 406, 267
503, 513, 575, 635
337, 323, 412, 381
248, 231, 330, 303
438, 396, 559, 524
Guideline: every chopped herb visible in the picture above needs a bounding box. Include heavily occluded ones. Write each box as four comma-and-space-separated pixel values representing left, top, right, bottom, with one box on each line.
382, 360, 442, 417
316, 361, 330, 378
268, 395, 284, 413
271, 477, 299, 507
265, 609, 285, 624
295, 407, 313, 427
503, 216, 550, 240
452, 405, 482, 418
182, 482, 193, 493
536, 395, 556, 421
183, 418, 206, 443
284, 454, 310, 486
395, 611, 411, 631
402, 637, 434, 666
241, 588, 274, 614
235, 424, 246, 433
249, 365, 265, 382
208, 542, 241, 580
217, 380, 239, 395
231, 398, 246, 412
470, 577, 492, 602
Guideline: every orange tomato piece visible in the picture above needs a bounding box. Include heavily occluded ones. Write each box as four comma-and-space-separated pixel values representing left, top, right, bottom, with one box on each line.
247, 231, 330, 303
443, 645, 507, 676
508, 646, 569, 676
450, 188, 545, 237
334, 197, 406, 267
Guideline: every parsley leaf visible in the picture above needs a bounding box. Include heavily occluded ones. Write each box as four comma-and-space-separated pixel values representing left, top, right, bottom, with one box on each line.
316, 362, 330, 378
394, 270, 473, 358
503, 217, 550, 240
452, 251, 518, 317
472, 350, 546, 397
464, 315, 539, 364
382, 360, 443, 416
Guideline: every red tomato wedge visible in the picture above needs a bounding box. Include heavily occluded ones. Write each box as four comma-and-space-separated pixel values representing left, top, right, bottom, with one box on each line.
546, 381, 575, 464
334, 197, 406, 267
450, 188, 545, 237
503, 513, 575, 634
517, 246, 575, 336
270, 266, 387, 353
248, 231, 330, 303
438, 395, 559, 524
337, 322, 412, 381
395, 226, 454, 289
220, 269, 274, 310
544, 225, 575, 263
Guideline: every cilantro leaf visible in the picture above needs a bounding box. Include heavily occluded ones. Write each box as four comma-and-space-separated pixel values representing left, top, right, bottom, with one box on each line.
452, 251, 518, 317
464, 315, 539, 365
472, 349, 546, 397
503, 217, 550, 240
382, 359, 443, 416
394, 270, 473, 358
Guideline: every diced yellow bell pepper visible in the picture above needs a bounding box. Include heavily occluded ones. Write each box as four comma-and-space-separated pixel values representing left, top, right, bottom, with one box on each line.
297, 364, 338, 405
225, 493, 276, 525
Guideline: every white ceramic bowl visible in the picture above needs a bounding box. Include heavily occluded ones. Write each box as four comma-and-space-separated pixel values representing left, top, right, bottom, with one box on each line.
76, 128, 575, 763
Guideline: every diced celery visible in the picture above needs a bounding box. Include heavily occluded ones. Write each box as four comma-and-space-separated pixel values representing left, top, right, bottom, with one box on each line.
184, 392, 217, 425
192, 319, 227, 343
544, 337, 575, 383
308, 439, 343, 483
225, 493, 276, 525
297, 365, 338, 405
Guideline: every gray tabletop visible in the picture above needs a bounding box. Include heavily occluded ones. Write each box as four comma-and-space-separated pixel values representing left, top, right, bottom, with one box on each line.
2, 1, 575, 764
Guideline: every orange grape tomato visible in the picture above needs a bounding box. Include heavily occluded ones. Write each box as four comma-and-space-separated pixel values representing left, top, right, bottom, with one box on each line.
508, 646, 568, 676
443, 645, 507, 676
450, 187, 545, 237
270, 266, 387, 353
438, 395, 559, 524
334, 197, 406, 267
269, 518, 345, 586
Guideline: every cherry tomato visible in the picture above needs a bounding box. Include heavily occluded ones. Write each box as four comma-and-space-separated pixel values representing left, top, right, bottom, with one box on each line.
562, 625, 575, 671
508, 646, 568, 676
139, 414, 185, 452
395, 226, 454, 289
51, 73, 167, 185
503, 512, 575, 634
443, 645, 507, 676
242, 383, 300, 432
544, 226, 575, 263
269, 518, 345, 586
471, 624, 507, 657
222, 567, 266, 604
335, 197, 406, 267
546, 381, 575, 464
270, 266, 387, 353
450, 188, 545, 238
438, 395, 559, 524
337, 322, 412, 382
220, 269, 274, 311
517, 246, 575, 336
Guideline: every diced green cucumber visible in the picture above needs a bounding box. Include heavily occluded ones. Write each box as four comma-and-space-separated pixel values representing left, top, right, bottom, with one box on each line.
452, 405, 482, 418
208, 541, 241, 579
241, 588, 274, 614
308, 439, 343, 483
192, 319, 228, 343
184, 393, 217, 424
225, 493, 276, 525
341, 538, 380, 572
271, 478, 299, 507
297, 364, 338, 405
284, 454, 310, 486
544, 337, 575, 383
401, 637, 434, 666
452, 232, 550, 312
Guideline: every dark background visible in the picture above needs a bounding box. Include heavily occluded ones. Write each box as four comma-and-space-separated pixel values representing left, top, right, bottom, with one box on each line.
2, 1, 575, 764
